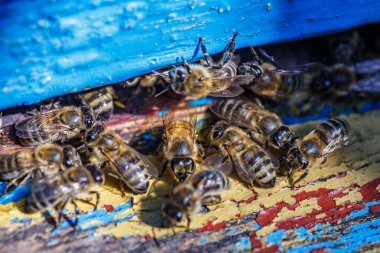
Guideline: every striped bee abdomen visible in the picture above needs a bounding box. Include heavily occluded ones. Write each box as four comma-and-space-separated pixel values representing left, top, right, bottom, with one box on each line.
315, 118, 350, 144
116, 151, 149, 193
82, 88, 114, 121
25, 179, 63, 213
242, 148, 276, 188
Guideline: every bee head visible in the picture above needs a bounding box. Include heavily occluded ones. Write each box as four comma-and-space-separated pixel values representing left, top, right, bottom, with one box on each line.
284, 148, 309, 172
170, 157, 195, 182
238, 63, 262, 80
330, 65, 355, 90
270, 126, 298, 150
85, 124, 105, 143
168, 67, 188, 95
83, 106, 95, 128
332, 40, 354, 63
162, 202, 183, 227
209, 120, 228, 143
62, 145, 81, 169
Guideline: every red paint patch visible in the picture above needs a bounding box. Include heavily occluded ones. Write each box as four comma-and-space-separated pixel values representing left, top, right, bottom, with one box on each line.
359, 178, 380, 201
103, 204, 115, 213
370, 204, 380, 212
196, 220, 227, 233
240, 195, 258, 204
249, 232, 262, 248
292, 188, 332, 202
255, 206, 281, 227
311, 248, 327, 253
253, 244, 279, 253
144, 234, 153, 240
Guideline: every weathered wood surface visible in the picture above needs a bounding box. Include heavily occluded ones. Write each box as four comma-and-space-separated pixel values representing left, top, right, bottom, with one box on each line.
0, 106, 380, 253
1, 0, 380, 110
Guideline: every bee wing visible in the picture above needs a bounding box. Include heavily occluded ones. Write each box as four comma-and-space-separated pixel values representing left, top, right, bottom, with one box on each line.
15, 110, 72, 139
351, 75, 380, 92
320, 135, 351, 157
208, 85, 245, 97
224, 145, 252, 184
202, 153, 233, 175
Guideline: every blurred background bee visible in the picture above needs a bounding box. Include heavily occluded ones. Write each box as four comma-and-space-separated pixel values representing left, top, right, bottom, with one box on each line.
14, 105, 94, 146
84, 124, 159, 194
208, 121, 279, 189
162, 111, 203, 182
161, 153, 231, 228
328, 30, 364, 63
155, 33, 255, 98
120, 74, 167, 98
0, 144, 64, 195
25, 164, 104, 228
280, 118, 350, 186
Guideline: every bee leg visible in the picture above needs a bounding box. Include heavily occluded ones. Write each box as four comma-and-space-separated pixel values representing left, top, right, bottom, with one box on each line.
321, 157, 328, 165
256, 47, 277, 66
248, 182, 259, 197
159, 161, 168, 177
186, 215, 192, 231
2, 172, 31, 196
221, 32, 238, 65
249, 47, 263, 65
71, 199, 80, 215
291, 169, 309, 189
118, 180, 128, 198
92, 191, 100, 210
57, 197, 70, 224
199, 36, 214, 67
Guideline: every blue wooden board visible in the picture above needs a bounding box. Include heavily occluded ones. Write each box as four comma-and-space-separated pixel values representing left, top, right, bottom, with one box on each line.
1, 0, 380, 110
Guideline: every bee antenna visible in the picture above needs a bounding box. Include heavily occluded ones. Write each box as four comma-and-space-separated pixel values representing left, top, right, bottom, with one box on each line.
152, 70, 168, 79
155, 86, 170, 98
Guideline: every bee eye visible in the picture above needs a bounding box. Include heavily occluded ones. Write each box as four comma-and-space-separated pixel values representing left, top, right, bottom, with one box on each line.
168, 70, 175, 79
211, 128, 223, 140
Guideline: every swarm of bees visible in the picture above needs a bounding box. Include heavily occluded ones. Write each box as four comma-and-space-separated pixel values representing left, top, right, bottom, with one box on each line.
3, 30, 380, 231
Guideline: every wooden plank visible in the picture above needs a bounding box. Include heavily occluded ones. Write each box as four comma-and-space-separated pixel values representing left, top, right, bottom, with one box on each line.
1, 0, 380, 110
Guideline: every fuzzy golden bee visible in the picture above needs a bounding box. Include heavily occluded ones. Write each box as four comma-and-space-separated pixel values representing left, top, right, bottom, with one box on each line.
85, 124, 159, 194
209, 121, 279, 188
0, 144, 64, 195
162, 154, 231, 227
156, 33, 254, 98
281, 118, 350, 186
14, 105, 95, 146
162, 111, 203, 182
25, 164, 104, 227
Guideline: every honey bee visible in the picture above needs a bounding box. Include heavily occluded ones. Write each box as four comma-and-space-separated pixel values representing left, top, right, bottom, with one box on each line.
238, 47, 322, 102
209, 121, 279, 188
156, 33, 254, 98
162, 154, 231, 227
25, 164, 104, 227
85, 124, 159, 194
328, 30, 363, 63
0, 144, 64, 195
14, 105, 94, 146
280, 118, 350, 186
162, 111, 203, 182
120, 74, 163, 97
209, 98, 300, 151
77, 87, 115, 121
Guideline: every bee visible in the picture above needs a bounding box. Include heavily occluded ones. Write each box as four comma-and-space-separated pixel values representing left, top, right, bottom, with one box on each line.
328, 30, 363, 63
85, 124, 159, 194
238, 47, 322, 102
209, 120, 279, 188
77, 87, 115, 121
156, 33, 254, 98
209, 98, 300, 151
120, 74, 163, 97
281, 118, 350, 186
25, 164, 104, 227
162, 111, 203, 182
162, 154, 231, 227
0, 144, 64, 195
14, 105, 95, 146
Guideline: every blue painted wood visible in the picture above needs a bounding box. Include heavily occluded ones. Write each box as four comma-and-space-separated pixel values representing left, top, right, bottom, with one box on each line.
1, 0, 380, 110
